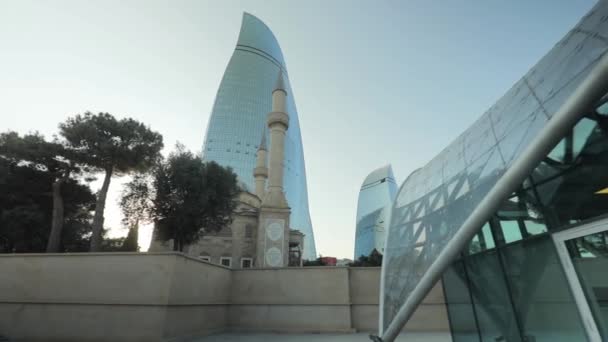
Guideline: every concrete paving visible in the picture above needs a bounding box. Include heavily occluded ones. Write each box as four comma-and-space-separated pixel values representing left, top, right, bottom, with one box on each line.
193, 332, 452, 342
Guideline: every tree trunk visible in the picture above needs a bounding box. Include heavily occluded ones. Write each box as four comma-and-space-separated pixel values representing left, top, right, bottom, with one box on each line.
90, 167, 113, 252
122, 220, 139, 252
131, 224, 139, 251
46, 179, 64, 253
172, 237, 179, 251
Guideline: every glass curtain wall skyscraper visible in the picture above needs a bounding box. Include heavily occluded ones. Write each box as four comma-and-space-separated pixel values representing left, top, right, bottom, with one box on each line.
354, 165, 397, 259
201, 13, 317, 259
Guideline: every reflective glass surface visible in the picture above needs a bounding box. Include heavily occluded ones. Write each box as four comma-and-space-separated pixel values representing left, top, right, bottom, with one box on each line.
201, 13, 317, 259
465, 250, 521, 342
566, 230, 608, 339
447, 235, 588, 342
355, 208, 383, 259
442, 91, 608, 341
382, 2, 608, 332
354, 165, 398, 258
502, 236, 587, 342
443, 261, 480, 342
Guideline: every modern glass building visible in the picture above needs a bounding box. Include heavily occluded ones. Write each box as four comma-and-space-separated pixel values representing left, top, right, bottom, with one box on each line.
354, 164, 397, 259
379, 3, 608, 342
201, 13, 317, 259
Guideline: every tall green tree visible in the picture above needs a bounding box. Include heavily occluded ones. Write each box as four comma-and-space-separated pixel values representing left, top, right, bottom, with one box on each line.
151, 146, 239, 251
0, 131, 83, 252
59, 112, 163, 251
0, 157, 95, 253
119, 173, 152, 252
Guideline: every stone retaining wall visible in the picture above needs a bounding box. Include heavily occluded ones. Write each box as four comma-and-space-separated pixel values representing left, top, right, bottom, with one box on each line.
0, 253, 448, 341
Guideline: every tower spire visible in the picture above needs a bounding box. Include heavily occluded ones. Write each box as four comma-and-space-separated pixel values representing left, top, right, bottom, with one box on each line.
263, 70, 289, 208
258, 126, 267, 151
256, 70, 292, 269
274, 70, 286, 94
254, 128, 268, 199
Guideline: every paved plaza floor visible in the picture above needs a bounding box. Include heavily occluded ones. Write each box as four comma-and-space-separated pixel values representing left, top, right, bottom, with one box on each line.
193, 332, 452, 342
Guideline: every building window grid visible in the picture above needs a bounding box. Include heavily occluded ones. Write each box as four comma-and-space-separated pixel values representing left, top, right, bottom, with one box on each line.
241, 258, 253, 269
220, 257, 232, 268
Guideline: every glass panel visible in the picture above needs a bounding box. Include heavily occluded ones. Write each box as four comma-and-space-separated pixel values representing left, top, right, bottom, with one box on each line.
566, 229, 608, 339
572, 118, 597, 159
465, 251, 522, 342
502, 236, 588, 342
501, 221, 523, 244
468, 223, 496, 254
524, 220, 548, 236
544, 117, 596, 163
469, 235, 482, 254
548, 139, 567, 162
482, 224, 496, 250
596, 101, 608, 116
495, 194, 550, 244
443, 261, 481, 342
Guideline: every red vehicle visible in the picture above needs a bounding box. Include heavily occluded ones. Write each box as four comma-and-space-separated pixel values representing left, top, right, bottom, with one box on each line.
320, 257, 337, 266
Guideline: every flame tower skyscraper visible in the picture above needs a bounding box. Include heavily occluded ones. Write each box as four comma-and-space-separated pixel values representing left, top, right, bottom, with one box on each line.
201, 13, 317, 259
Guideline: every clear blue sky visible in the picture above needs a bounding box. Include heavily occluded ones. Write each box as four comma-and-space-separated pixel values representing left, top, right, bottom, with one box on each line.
0, 0, 595, 258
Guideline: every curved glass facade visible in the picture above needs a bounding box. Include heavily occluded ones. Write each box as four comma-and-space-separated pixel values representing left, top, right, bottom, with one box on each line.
354, 164, 397, 259
381, 2, 608, 335
201, 13, 317, 259
441, 105, 608, 341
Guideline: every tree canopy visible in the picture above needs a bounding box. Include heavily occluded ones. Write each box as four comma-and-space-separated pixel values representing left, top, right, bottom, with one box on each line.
0, 157, 95, 252
59, 112, 163, 251
59, 113, 163, 174
119, 173, 152, 252
1, 115, 241, 254
0, 132, 69, 172
0, 131, 85, 252
150, 146, 239, 251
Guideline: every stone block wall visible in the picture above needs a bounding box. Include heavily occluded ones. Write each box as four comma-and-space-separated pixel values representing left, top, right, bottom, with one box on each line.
0, 253, 448, 341
0, 253, 231, 342
229, 266, 448, 333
